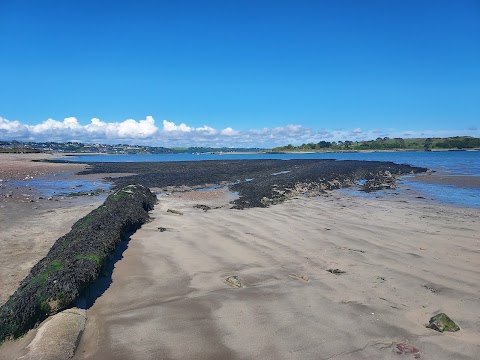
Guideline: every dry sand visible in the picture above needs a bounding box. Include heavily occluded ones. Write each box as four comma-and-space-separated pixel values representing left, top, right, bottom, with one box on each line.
71, 190, 479, 360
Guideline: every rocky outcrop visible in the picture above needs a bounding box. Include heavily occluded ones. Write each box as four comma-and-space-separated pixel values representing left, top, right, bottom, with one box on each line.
0, 185, 156, 343
74, 159, 427, 209
360, 170, 397, 192
229, 160, 425, 209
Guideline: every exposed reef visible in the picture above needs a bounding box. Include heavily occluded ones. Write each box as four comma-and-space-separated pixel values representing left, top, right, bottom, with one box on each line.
0, 184, 156, 343
77, 159, 427, 209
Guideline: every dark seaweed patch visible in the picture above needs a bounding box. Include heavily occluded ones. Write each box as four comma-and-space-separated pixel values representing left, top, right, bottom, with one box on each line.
76, 159, 426, 209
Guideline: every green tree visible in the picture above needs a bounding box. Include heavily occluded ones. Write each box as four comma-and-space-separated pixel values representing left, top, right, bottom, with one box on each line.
424, 138, 432, 151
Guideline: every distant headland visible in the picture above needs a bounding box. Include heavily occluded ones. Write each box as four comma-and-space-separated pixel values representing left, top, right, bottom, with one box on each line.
271, 136, 480, 152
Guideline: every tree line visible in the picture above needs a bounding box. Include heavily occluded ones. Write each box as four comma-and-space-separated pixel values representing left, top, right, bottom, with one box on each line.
272, 136, 480, 152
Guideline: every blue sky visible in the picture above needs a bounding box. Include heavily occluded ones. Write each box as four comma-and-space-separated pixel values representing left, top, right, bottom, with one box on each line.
1, 0, 479, 147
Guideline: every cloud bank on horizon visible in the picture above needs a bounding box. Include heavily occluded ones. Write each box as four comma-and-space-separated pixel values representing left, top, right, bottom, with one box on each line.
0, 116, 477, 148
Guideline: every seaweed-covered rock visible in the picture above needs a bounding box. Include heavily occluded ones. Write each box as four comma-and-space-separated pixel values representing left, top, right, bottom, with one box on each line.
426, 313, 460, 332
361, 170, 397, 192
228, 160, 425, 208
69, 159, 426, 209
0, 184, 156, 343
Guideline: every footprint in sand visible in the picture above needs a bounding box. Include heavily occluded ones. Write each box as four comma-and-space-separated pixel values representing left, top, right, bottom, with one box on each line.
288, 274, 310, 282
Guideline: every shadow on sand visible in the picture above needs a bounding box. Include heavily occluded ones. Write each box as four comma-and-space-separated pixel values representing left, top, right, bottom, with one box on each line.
75, 234, 132, 310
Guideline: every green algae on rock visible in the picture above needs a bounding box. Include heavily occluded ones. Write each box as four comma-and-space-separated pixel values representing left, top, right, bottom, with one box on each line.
427, 313, 460, 332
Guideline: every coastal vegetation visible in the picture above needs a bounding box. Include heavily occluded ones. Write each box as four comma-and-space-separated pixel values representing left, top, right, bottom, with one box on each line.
272, 136, 480, 152
0, 185, 157, 343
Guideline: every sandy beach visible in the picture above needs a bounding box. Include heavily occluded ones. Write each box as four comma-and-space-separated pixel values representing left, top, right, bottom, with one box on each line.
72, 190, 479, 360
2, 1, 479, 358
1, 155, 479, 359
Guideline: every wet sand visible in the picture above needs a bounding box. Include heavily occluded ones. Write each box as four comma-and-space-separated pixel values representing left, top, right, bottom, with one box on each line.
408, 174, 480, 189
0, 153, 88, 202
0, 153, 86, 181
73, 190, 480, 360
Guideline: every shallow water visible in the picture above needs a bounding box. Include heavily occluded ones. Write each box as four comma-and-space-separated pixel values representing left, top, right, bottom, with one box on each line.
401, 179, 480, 208
8, 173, 111, 198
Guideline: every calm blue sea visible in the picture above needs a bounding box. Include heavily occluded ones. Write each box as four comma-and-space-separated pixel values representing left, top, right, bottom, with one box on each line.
61, 151, 480, 208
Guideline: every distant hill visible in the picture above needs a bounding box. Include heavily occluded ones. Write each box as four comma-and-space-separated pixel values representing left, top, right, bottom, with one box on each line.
271, 136, 480, 152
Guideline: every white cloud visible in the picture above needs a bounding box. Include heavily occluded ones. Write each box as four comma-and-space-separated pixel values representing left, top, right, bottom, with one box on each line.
196, 125, 217, 135
116, 116, 158, 138
220, 127, 239, 136
0, 116, 159, 142
30, 118, 81, 134
0, 115, 478, 148
162, 120, 191, 132
0, 117, 28, 136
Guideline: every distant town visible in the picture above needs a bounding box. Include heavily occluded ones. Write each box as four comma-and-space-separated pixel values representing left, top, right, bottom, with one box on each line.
0, 140, 264, 154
